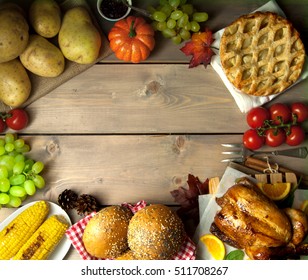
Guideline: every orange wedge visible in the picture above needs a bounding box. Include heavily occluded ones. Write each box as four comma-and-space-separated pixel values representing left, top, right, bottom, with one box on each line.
200, 234, 225, 260
257, 182, 291, 201
300, 200, 308, 215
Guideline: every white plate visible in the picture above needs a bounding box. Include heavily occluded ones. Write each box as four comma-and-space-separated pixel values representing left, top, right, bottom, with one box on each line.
0, 201, 72, 260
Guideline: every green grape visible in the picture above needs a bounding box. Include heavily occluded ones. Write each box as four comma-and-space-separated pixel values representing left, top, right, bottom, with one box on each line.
15, 144, 30, 153
180, 0, 187, 5
0, 146, 5, 156
9, 185, 26, 197
192, 12, 209, 22
184, 22, 191, 31
177, 13, 189, 28
24, 180, 36, 195
179, 28, 191, 40
4, 143, 15, 153
14, 138, 25, 149
0, 166, 8, 179
190, 21, 200, 32
9, 174, 25, 185
160, 4, 172, 17
24, 159, 35, 172
168, 0, 180, 9
13, 161, 25, 175
166, 18, 176, 29
14, 154, 25, 163
0, 139, 5, 146
147, 5, 156, 15
152, 11, 167, 22
5, 133, 15, 144
33, 175, 45, 189
181, 4, 194, 16
0, 193, 10, 205
156, 21, 167, 31
7, 194, 21, 207
0, 155, 15, 171
170, 10, 183, 20
162, 28, 177, 38
8, 151, 19, 157
159, 0, 168, 5
0, 177, 10, 192
32, 161, 44, 174
171, 34, 182, 45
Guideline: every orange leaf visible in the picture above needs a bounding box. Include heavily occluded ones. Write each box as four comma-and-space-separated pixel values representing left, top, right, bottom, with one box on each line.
180, 28, 215, 68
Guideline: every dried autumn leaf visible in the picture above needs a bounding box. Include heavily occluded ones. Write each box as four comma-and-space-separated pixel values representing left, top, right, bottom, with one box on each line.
180, 28, 215, 68
170, 174, 209, 237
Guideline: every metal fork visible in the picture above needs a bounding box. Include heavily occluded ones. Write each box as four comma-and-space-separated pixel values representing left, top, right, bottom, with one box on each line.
221, 143, 308, 162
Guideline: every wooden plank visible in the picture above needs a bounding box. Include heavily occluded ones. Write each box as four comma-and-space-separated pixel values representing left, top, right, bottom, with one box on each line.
25, 64, 308, 134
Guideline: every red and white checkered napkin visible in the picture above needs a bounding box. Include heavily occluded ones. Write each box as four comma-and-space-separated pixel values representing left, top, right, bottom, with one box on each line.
65, 200, 196, 260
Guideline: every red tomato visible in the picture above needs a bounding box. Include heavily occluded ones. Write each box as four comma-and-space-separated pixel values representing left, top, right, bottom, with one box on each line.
5, 109, 29, 131
265, 128, 286, 147
0, 120, 7, 133
291, 102, 308, 123
286, 125, 305, 146
269, 103, 292, 125
246, 107, 270, 128
243, 129, 264, 150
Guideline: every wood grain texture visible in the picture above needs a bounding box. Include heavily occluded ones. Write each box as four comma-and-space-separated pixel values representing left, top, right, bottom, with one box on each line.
25, 64, 308, 134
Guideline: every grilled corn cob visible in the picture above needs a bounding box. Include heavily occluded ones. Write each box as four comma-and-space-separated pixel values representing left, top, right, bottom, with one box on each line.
0, 200, 49, 260
13, 215, 69, 260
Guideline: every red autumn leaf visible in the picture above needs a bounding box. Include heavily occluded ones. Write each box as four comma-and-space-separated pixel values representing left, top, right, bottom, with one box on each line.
170, 174, 209, 237
180, 28, 215, 68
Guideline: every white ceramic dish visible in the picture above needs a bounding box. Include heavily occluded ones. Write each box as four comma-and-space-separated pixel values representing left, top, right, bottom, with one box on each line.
0, 201, 72, 260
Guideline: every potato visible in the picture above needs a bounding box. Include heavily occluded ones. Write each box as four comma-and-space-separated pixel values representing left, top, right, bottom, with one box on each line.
0, 59, 31, 107
20, 34, 65, 78
0, 4, 29, 63
58, 7, 101, 64
29, 0, 62, 38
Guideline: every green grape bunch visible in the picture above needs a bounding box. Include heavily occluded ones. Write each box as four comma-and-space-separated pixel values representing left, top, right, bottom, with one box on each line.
149, 0, 209, 44
0, 133, 46, 208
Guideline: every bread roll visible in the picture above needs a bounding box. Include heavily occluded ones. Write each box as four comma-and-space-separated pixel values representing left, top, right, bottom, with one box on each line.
82, 205, 133, 259
128, 204, 185, 259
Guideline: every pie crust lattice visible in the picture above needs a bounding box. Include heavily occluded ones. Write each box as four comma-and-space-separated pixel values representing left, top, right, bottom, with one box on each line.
220, 12, 306, 96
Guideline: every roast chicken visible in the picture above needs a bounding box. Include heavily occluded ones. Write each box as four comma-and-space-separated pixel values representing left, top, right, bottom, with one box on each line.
210, 178, 308, 260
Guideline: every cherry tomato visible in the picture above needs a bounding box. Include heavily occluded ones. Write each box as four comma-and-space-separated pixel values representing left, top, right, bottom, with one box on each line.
291, 102, 308, 123
0, 120, 7, 133
269, 103, 292, 125
265, 128, 286, 147
286, 125, 305, 146
246, 107, 270, 128
243, 129, 264, 150
5, 109, 29, 131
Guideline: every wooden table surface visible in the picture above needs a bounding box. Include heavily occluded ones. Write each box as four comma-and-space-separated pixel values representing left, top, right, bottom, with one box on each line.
0, 0, 308, 260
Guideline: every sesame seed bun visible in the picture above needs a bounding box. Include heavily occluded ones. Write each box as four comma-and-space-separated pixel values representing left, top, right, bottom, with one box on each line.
127, 204, 185, 260
115, 250, 137, 260
82, 205, 133, 259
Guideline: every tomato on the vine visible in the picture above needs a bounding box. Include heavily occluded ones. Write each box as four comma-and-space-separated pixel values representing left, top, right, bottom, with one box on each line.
265, 128, 286, 147
286, 125, 305, 146
243, 129, 264, 150
291, 102, 308, 123
269, 103, 292, 125
246, 107, 270, 128
5, 108, 29, 131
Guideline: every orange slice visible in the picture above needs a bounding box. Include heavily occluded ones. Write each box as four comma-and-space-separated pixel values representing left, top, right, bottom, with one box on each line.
300, 200, 308, 215
200, 234, 225, 260
257, 182, 291, 201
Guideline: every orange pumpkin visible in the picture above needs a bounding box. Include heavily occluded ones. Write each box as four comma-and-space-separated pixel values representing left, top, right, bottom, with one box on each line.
108, 16, 155, 63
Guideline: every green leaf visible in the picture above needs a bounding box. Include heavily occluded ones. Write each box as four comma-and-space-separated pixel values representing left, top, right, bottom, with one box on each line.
224, 250, 245, 260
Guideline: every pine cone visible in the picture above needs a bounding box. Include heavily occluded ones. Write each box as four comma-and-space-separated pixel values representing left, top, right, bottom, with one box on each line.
58, 189, 78, 211
75, 194, 101, 216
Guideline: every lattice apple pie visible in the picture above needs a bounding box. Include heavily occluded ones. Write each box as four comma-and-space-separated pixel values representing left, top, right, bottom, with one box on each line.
220, 12, 306, 96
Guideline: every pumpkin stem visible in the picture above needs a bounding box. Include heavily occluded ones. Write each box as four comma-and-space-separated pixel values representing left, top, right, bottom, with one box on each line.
129, 20, 137, 38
